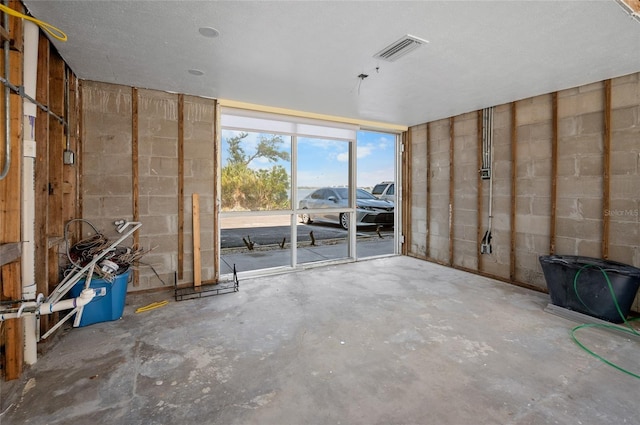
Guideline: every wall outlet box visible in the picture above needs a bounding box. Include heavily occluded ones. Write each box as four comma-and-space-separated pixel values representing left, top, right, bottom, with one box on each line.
63, 149, 75, 165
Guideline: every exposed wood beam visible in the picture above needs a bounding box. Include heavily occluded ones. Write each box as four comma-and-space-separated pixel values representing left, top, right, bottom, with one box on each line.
602, 79, 612, 260
510, 102, 517, 281
448, 117, 455, 266
178, 94, 185, 280
550, 92, 558, 255
132, 88, 139, 286
425, 123, 431, 260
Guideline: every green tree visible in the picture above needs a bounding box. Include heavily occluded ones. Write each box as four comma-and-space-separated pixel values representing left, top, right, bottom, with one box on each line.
222, 133, 290, 210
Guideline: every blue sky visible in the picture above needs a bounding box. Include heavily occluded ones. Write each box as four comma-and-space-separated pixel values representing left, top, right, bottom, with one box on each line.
221, 129, 396, 188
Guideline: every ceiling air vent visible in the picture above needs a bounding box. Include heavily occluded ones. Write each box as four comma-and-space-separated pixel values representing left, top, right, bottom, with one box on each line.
373, 34, 429, 62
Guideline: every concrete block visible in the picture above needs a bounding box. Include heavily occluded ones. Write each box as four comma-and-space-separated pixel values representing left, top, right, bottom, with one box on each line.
558, 86, 604, 118
610, 151, 639, 177
83, 175, 132, 196
517, 214, 550, 237
147, 196, 179, 215
554, 236, 577, 255
140, 176, 178, 197
516, 94, 552, 124
560, 134, 603, 157
578, 112, 604, 135
557, 175, 603, 198
533, 159, 551, 177
149, 157, 179, 176
611, 106, 638, 130
609, 221, 639, 246
578, 155, 603, 177
611, 175, 640, 199
558, 116, 577, 138
101, 196, 134, 217
140, 215, 177, 236
148, 136, 178, 158
532, 196, 551, 217
555, 217, 601, 240
430, 119, 450, 141
556, 157, 577, 177
607, 199, 639, 222
607, 244, 635, 266
611, 129, 640, 153
611, 74, 640, 108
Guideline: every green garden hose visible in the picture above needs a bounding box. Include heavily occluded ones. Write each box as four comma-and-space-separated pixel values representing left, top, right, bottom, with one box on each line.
570, 264, 639, 379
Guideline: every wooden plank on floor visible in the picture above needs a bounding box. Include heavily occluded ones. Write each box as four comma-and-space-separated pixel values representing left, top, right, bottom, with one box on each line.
192, 193, 201, 287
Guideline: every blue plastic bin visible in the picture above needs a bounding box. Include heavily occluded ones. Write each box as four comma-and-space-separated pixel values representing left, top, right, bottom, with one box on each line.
69, 270, 130, 327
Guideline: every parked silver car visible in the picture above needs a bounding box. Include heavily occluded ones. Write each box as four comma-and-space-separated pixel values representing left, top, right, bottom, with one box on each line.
299, 187, 394, 230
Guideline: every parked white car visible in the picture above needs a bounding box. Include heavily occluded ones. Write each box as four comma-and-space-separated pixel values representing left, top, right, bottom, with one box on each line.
371, 181, 395, 202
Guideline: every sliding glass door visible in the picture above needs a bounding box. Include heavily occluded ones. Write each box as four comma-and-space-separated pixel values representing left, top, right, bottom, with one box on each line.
218, 110, 399, 278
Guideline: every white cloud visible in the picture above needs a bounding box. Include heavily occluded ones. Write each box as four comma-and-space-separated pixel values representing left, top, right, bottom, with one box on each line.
337, 152, 349, 162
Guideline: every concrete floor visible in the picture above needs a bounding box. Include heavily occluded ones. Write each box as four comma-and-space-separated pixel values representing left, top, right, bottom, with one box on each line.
1, 256, 638, 425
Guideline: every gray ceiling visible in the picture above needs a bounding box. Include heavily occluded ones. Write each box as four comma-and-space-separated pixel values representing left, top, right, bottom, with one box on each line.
23, 1, 640, 128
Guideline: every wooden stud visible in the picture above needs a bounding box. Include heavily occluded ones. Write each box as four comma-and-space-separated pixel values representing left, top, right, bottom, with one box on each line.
178, 94, 184, 280
192, 193, 202, 287
510, 102, 518, 281
448, 117, 455, 266
76, 77, 83, 233
602, 79, 612, 260
425, 123, 431, 260
213, 101, 220, 282
34, 35, 50, 332
61, 68, 76, 227
8, 0, 23, 52
132, 88, 139, 286
403, 130, 412, 255
0, 47, 23, 381
550, 92, 558, 255
1, 262, 22, 380
476, 110, 484, 272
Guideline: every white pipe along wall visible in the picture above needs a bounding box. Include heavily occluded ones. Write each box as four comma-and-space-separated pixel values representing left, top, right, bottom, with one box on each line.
22, 20, 38, 365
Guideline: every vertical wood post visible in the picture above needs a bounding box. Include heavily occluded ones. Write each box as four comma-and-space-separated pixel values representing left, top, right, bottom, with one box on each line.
510, 102, 518, 281
448, 117, 455, 266
550, 92, 558, 254
425, 123, 431, 259
402, 131, 412, 255
602, 79, 612, 260
192, 193, 201, 286
476, 110, 484, 272
131, 88, 139, 286
178, 94, 185, 280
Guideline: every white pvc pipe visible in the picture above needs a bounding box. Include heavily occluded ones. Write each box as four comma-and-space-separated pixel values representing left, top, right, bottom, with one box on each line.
0, 288, 97, 322
22, 20, 39, 365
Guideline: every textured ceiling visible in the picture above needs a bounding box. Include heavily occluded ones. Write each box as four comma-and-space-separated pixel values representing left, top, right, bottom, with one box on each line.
23, 0, 640, 127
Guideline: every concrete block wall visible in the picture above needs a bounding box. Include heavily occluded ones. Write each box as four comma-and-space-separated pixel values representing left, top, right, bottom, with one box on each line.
137, 89, 179, 290
427, 119, 452, 264
452, 112, 478, 271
81, 82, 133, 238
183, 96, 217, 283
481, 104, 512, 279
515, 94, 553, 288
409, 124, 427, 256
81, 81, 217, 292
407, 72, 640, 312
